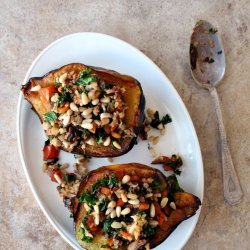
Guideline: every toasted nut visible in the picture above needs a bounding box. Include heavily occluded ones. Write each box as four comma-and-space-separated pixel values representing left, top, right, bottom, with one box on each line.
107, 157, 113, 163
30, 85, 41, 91
160, 128, 165, 135
67, 109, 73, 116
108, 201, 116, 209
81, 123, 93, 130
153, 136, 160, 145
92, 99, 99, 105
157, 123, 164, 130
116, 206, 121, 217
110, 209, 117, 219
148, 136, 154, 142
149, 220, 159, 228
145, 243, 150, 250
121, 207, 131, 215
86, 138, 95, 146
147, 178, 153, 183
103, 136, 111, 146
113, 141, 121, 149
121, 193, 128, 203
82, 119, 93, 124
82, 108, 93, 116
62, 115, 70, 127
147, 108, 155, 118
59, 73, 67, 84
160, 197, 168, 208
144, 126, 150, 132
70, 102, 78, 112
54, 174, 62, 184
149, 148, 157, 157
170, 202, 176, 210
150, 203, 155, 217
81, 92, 90, 105
105, 207, 113, 215
143, 183, 149, 188
128, 199, 139, 205
145, 193, 153, 198
111, 221, 122, 229
93, 205, 99, 214
94, 213, 100, 225
101, 118, 110, 125
83, 114, 92, 119
122, 175, 131, 184
127, 193, 138, 200
154, 193, 162, 198
100, 113, 112, 119
83, 203, 91, 211
101, 97, 111, 103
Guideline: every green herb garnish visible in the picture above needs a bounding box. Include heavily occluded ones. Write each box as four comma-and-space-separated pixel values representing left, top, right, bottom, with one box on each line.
144, 226, 155, 237
99, 198, 108, 212
150, 111, 172, 129
64, 173, 77, 183
166, 174, 183, 193
82, 129, 90, 138
78, 191, 96, 205
208, 58, 215, 64
209, 27, 218, 34
108, 173, 119, 187
77, 68, 97, 86
97, 134, 103, 144
79, 228, 93, 243
152, 177, 163, 191
44, 111, 58, 123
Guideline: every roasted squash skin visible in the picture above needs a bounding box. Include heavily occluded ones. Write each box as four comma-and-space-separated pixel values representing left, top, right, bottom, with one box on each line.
21, 63, 145, 157
73, 163, 201, 249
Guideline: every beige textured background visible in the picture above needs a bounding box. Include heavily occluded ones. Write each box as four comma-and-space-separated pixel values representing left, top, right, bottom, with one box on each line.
0, 0, 249, 249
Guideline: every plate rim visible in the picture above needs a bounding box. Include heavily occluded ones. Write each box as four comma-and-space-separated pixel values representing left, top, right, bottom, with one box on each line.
16, 32, 204, 250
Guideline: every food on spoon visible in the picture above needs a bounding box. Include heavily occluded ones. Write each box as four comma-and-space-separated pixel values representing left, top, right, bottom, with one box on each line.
72, 163, 201, 249
21, 63, 145, 157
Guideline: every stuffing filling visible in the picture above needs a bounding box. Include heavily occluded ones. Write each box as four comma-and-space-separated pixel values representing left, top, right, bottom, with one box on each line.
38, 67, 136, 153
77, 171, 179, 249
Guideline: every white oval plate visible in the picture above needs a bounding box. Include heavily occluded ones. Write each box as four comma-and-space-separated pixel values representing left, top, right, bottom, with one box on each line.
17, 33, 203, 250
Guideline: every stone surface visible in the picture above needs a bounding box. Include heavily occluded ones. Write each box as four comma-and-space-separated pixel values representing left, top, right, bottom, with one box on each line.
0, 0, 249, 249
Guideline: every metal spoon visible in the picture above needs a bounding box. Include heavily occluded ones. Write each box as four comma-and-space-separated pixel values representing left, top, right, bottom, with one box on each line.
189, 20, 243, 205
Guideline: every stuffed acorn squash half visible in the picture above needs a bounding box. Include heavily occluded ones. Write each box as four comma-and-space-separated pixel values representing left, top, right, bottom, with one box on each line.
72, 163, 201, 250
21, 63, 145, 157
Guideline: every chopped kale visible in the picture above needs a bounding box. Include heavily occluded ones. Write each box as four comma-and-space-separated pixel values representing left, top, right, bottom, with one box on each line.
108, 173, 119, 187
163, 155, 183, 175
150, 111, 172, 129
144, 226, 155, 237
44, 111, 58, 123
152, 176, 163, 191
91, 177, 109, 193
102, 219, 113, 233
77, 68, 98, 86
99, 198, 108, 212
166, 174, 183, 194
64, 173, 77, 183
100, 82, 112, 91
209, 27, 218, 34
79, 228, 93, 243
97, 134, 103, 144
78, 191, 96, 205
82, 129, 90, 138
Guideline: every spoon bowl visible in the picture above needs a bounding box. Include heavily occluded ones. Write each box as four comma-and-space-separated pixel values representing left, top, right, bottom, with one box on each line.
190, 20, 225, 88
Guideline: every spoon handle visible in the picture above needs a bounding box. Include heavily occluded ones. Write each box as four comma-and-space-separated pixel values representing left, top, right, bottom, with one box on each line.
209, 87, 243, 205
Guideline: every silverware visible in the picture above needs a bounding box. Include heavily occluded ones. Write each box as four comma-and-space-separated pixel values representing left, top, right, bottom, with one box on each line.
189, 20, 243, 205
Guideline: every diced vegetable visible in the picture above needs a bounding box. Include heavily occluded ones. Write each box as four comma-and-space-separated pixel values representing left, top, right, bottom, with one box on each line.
39, 86, 57, 111
100, 187, 111, 196
43, 144, 60, 160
